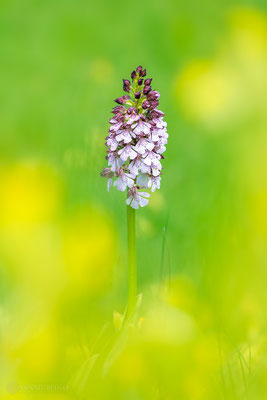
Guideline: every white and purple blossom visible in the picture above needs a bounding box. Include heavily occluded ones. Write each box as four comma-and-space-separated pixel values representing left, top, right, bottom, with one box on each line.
126, 187, 150, 209
113, 168, 135, 191
101, 66, 168, 208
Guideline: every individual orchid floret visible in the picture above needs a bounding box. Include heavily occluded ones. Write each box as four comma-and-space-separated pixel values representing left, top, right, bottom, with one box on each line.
101, 65, 168, 209
126, 187, 150, 209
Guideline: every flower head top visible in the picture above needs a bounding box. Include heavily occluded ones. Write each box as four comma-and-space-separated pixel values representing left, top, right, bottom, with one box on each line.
101, 66, 168, 209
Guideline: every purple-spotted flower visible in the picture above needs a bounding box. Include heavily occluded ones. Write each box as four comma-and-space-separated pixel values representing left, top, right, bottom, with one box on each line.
101, 66, 168, 209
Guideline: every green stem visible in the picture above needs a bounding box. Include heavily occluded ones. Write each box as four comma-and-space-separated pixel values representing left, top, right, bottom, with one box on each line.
127, 204, 137, 313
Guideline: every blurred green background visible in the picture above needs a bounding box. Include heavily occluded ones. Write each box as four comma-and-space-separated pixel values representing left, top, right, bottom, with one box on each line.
1, 0, 267, 399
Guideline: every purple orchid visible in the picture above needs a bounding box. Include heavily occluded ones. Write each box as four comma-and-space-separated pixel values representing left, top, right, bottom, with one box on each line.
101, 66, 168, 208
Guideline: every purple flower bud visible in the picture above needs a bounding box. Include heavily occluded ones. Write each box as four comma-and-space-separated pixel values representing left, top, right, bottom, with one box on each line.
113, 113, 125, 122
140, 69, 146, 77
114, 97, 125, 105
142, 100, 150, 109
144, 78, 152, 85
150, 100, 159, 109
138, 78, 143, 85
136, 65, 142, 74
147, 90, 160, 101
150, 109, 165, 118
112, 105, 125, 114
123, 79, 131, 92
127, 106, 137, 114
131, 70, 137, 80
134, 91, 141, 99
114, 95, 130, 105
143, 86, 151, 95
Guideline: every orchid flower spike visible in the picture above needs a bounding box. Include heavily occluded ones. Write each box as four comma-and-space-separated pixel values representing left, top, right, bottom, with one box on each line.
101, 66, 168, 209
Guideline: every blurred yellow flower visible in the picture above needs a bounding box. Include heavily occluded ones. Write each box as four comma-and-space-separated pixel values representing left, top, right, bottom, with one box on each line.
0, 161, 61, 226
229, 6, 267, 59
175, 59, 236, 127
62, 207, 117, 294
174, 6, 267, 130
141, 302, 195, 345
9, 323, 56, 378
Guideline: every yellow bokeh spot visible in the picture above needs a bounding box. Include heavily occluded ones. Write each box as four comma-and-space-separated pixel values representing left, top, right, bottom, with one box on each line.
0, 161, 61, 226
63, 207, 117, 293
175, 59, 236, 126
174, 6, 267, 129
142, 302, 195, 345
10, 324, 56, 377
229, 7, 267, 58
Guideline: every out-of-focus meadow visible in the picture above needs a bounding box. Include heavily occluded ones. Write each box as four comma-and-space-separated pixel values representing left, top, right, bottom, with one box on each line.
1, 0, 267, 399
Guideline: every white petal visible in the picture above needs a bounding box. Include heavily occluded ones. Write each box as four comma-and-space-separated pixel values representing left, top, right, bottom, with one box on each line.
152, 168, 160, 176
107, 178, 113, 192
109, 118, 117, 124
136, 174, 148, 187
126, 195, 133, 205
124, 132, 132, 144
139, 197, 149, 207
113, 123, 122, 131
114, 178, 127, 191
129, 161, 138, 176
134, 142, 146, 155
110, 140, 118, 151
129, 149, 137, 160
143, 156, 152, 166
126, 177, 134, 188
139, 192, 150, 198
140, 162, 150, 174
119, 149, 128, 162
146, 141, 154, 151
152, 132, 160, 141
131, 199, 139, 209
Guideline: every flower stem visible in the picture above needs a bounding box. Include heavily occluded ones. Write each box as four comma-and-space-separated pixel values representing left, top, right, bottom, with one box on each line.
127, 204, 137, 313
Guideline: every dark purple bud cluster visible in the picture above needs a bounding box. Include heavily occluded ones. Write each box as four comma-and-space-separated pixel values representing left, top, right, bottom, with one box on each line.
119, 66, 160, 112
101, 66, 168, 209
